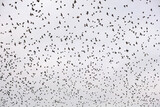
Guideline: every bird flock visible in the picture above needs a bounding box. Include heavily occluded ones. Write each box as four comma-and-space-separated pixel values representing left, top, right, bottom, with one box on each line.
0, 0, 160, 107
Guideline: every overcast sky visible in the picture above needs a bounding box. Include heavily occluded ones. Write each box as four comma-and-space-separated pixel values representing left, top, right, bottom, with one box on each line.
0, 0, 160, 107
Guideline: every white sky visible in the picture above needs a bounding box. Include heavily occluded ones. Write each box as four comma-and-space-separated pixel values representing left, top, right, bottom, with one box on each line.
0, 0, 160, 107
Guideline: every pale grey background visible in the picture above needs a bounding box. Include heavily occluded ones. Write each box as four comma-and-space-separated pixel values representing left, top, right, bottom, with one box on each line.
0, 0, 160, 107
